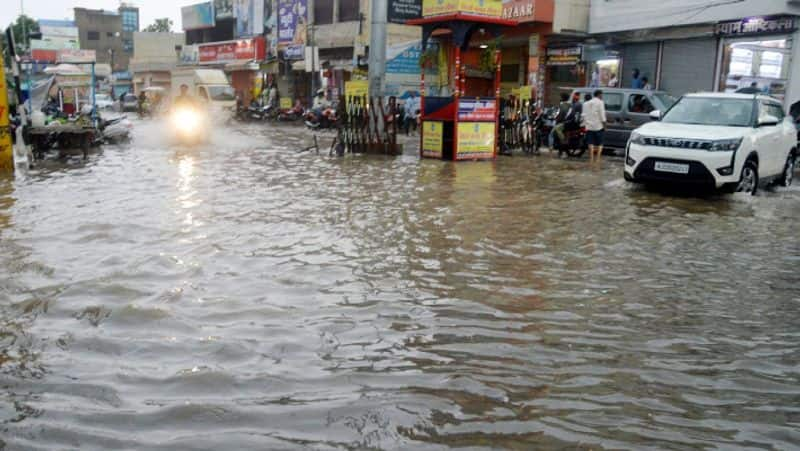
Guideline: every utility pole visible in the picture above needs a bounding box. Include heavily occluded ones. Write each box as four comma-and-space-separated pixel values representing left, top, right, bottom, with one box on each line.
367, 0, 387, 98
20, 0, 28, 53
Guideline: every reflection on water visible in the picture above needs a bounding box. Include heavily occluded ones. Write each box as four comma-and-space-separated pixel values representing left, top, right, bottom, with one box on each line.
1, 121, 799, 449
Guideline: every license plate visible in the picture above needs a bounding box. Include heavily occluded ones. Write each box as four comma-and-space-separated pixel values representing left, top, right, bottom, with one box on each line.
654, 161, 690, 174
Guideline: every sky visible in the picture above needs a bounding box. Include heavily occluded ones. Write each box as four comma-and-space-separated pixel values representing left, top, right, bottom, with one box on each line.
1, 0, 186, 33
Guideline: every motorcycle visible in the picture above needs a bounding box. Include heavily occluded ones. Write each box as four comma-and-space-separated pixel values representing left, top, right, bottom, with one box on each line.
304, 107, 338, 130
552, 121, 587, 158
277, 106, 303, 122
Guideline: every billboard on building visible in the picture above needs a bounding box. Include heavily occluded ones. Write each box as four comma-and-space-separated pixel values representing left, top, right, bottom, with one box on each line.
56, 49, 97, 63
422, 0, 502, 17
388, 0, 422, 24
278, 0, 307, 45
235, 0, 255, 36
38, 19, 78, 39
264, 0, 278, 59
215, 0, 234, 19
182, 2, 216, 30
501, 0, 536, 22
198, 37, 266, 64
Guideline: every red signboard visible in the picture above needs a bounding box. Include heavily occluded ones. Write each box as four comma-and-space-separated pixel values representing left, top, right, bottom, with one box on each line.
31, 49, 57, 63
198, 37, 265, 64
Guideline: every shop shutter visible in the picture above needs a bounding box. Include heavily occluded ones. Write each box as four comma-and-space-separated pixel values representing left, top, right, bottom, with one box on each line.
660, 38, 717, 97
621, 43, 658, 88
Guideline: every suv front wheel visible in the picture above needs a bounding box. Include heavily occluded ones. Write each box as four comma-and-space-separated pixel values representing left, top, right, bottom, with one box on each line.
736, 160, 759, 195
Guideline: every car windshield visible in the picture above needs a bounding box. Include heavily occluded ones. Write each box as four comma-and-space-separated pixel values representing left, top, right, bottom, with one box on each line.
124, 94, 137, 102
661, 97, 754, 127
654, 93, 677, 110
207, 86, 235, 101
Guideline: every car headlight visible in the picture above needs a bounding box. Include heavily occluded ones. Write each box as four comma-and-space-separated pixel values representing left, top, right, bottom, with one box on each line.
709, 138, 742, 152
629, 131, 646, 146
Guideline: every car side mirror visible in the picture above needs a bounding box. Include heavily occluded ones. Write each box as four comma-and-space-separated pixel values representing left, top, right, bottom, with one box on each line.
758, 115, 780, 127
649, 110, 661, 120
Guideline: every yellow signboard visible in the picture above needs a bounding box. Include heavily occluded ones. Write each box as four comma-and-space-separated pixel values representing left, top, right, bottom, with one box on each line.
345, 80, 369, 100
0, 52, 13, 172
422, 121, 443, 158
518, 85, 533, 101
423, 0, 502, 17
280, 97, 292, 109
457, 122, 495, 159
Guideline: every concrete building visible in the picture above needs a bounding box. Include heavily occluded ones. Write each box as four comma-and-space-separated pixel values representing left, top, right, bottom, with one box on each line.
74, 5, 139, 72
129, 32, 185, 94
588, 0, 800, 107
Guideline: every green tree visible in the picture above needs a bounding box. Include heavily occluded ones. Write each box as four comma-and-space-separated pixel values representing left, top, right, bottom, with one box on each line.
143, 18, 173, 33
2, 15, 40, 63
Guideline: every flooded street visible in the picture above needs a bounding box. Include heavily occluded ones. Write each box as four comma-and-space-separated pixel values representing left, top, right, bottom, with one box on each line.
1, 121, 800, 449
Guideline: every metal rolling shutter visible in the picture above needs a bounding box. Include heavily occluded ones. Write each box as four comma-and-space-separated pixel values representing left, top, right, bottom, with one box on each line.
660, 38, 717, 97
621, 43, 659, 88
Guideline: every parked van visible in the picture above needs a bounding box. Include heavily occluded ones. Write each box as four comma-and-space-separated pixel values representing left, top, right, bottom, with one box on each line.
170, 68, 236, 113
570, 88, 677, 149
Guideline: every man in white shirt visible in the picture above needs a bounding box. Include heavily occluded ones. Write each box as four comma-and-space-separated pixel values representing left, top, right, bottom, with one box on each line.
583, 90, 607, 164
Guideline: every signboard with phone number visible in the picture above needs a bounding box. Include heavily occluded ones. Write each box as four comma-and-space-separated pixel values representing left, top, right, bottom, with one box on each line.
457, 98, 497, 122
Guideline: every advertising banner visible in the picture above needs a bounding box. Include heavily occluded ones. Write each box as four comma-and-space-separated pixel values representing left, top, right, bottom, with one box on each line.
56, 49, 96, 63
278, 0, 308, 45
39, 20, 78, 39
422, 121, 443, 158
235, 0, 255, 37
180, 44, 200, 64
32, 49, 57, 63
456, 122, 495, 159
517, 85, 533, 101
457, 98, 497, 121
715, 16, 797, 36
386, 41, 424, 75
215, 0, 234, 19
422, 0, 502, 17
199, 38, 265, 63
280, 97, 292, 109
388, 0, 422, 24
182, 2, 216, 30
0, 54, 13, 172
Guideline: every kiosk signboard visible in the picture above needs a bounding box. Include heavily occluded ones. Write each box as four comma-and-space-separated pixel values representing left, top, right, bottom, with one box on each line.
422, 121, 443, 158
457, 122, 495, 159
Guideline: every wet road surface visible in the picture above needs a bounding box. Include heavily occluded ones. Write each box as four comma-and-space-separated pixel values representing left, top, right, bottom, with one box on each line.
1, 121, 800, 449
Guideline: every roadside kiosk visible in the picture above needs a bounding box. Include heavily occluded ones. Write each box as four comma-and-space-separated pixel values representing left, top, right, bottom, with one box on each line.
407, 1, 516, 161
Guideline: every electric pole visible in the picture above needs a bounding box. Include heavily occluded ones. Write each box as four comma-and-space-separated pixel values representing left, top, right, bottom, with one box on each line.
367, 0, 387, 98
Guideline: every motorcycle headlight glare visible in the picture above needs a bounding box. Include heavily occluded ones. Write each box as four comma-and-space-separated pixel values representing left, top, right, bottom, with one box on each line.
710, 138, 742, 152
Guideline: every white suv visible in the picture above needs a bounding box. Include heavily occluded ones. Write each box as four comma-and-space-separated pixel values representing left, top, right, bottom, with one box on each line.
624, 93, 796, 194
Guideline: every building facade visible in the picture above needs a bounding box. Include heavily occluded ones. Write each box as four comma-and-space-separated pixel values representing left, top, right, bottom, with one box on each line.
588, 0, 800, 108
74, 8, 129, 72
129, 32, 185, 95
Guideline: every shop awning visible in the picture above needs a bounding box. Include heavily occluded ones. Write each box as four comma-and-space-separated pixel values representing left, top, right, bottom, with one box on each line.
224, 60, 260, 71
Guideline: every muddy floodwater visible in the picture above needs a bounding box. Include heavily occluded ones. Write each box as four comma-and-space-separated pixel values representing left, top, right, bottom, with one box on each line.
1, 121, 799, 450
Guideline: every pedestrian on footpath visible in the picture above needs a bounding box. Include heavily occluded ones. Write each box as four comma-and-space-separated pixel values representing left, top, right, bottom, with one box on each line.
583, 90, 607, 164
642, 77, 652, 90
631, 68, 643, 89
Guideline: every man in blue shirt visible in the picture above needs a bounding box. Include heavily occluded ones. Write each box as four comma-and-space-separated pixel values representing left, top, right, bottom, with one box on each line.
631, 68, 644, 89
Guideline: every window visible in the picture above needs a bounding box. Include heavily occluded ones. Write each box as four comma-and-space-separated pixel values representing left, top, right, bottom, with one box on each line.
604, 93, 623, 112
338, 0, 360, 22
107, 32, 113, 37
761, 102, 785, 122
628, 94, 655, 114
87, 31, 99, 41
500, 64, 519, 83
314, 1, 333, 25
